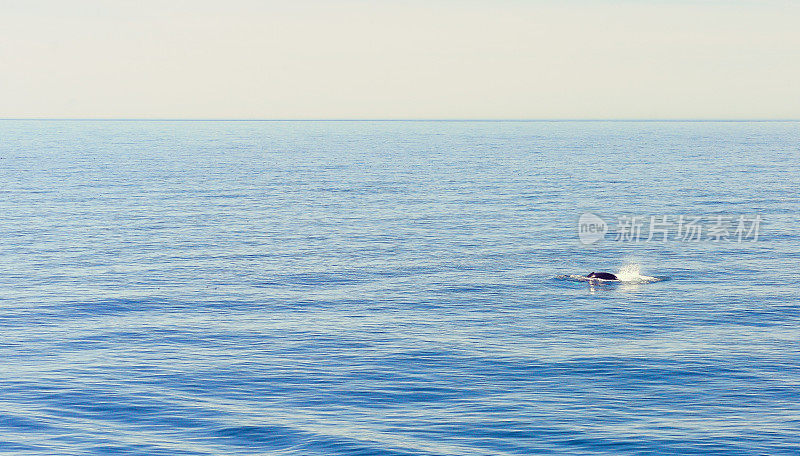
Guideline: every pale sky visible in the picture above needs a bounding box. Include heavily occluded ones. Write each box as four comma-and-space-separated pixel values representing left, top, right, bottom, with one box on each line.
1, 0, 798, 119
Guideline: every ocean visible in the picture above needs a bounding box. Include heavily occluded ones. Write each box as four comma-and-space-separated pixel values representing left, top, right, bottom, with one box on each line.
0, 120, 798, 455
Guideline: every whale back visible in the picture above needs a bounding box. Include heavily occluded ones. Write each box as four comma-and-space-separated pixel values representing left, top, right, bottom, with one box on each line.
588, 272, 618, 280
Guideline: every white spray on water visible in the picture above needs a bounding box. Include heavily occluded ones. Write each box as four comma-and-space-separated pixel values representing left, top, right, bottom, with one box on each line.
616, 264, 658, 283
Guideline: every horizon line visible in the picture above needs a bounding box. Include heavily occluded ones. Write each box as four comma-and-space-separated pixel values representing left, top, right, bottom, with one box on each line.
1, 118, 799, 122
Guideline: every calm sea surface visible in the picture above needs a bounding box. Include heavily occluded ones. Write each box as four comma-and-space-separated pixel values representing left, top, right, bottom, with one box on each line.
0, 120, 798, 455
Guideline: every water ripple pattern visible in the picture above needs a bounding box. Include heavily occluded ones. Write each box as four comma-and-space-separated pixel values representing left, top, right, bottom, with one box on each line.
0, 120, 799, 455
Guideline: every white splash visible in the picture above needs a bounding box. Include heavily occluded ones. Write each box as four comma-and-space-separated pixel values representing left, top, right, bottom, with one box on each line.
616, 263, 659, 283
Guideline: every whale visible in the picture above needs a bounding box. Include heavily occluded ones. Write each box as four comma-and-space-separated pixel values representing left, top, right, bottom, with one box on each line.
587, 272, 619, 281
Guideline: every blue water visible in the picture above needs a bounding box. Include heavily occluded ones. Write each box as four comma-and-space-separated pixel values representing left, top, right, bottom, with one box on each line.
1, 120, 799, 455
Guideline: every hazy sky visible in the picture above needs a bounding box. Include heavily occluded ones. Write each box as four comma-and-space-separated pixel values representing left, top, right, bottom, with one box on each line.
2, 0, 798, 119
